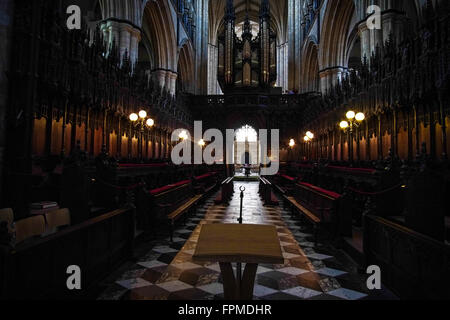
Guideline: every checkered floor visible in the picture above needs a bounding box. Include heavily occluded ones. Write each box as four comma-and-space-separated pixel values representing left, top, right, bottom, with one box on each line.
98, 182, 394, 300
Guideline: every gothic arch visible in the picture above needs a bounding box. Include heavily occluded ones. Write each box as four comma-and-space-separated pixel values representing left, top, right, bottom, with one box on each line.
301, 37, 320, 93
98, 0, 145, 27
318, 0, 356, 91
142, 0, 178, 72
178, 41, 196, 94
319, 0, 355, 70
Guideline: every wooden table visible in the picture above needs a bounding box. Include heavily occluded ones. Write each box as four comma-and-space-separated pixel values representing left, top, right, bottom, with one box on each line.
193, 224, 284, 300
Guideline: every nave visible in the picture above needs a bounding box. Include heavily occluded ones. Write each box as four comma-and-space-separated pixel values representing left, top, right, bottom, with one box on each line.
99, 182, 395, 301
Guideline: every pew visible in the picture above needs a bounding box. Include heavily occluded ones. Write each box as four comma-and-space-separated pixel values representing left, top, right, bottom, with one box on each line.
148, 180, 202, 242
284, 182, 341, 243
363, 214, 450, 299
215, 177, 234, 204
193, 172, 219, 195
259, 177, 279, 206
0, 207, 135, 299
269, 173, 297, 195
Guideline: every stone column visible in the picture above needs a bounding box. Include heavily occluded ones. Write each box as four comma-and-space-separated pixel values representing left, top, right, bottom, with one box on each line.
207, 43, 219, 94
153, 69, 168, 91
101, 20, 141, 66
382, 11, 407, 44
195, 0, 209, 95
358, 22, 371, 62
169, 72, 178, 95
319, 67, 345, 92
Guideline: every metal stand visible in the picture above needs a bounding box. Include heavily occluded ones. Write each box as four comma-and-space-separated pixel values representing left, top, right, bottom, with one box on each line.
236, 186, 245, 295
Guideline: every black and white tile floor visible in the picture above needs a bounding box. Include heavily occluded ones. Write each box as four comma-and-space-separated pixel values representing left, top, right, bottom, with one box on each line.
98, 182, 396, 300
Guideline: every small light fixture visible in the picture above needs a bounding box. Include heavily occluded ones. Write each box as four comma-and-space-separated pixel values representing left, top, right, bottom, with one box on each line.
139, 110, 147, 119
129, 113, 138, 122
179, 130, 188, 141
289, 139, 296, 148
355, 112, 365, 122
346, 111, 356, 120
306, 131, 314, 139
146, 118, 155, 127
340, 121, 349, 129
304, 136, 310, 142
198, 139, 206, 147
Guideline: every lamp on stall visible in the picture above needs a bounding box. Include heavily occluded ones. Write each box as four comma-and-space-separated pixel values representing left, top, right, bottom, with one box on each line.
179, 130, 188, 141
289, 139, 296, 148
129, 113, 139, 122
129, 110, 155, 128
198, 139, 206, 147
340, 120, 349, 129
129, 110, 156, 160
146, 118, 155, 127
339, 110, 366, 163
355, 112, 365, 122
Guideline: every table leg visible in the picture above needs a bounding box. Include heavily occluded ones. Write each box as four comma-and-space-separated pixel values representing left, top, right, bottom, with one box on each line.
240, 263, 258, 300
219, 262, 259, 300
219, 263, 237, 299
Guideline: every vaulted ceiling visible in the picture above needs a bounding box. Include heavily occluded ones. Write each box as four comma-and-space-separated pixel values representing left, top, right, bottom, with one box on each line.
209, 0, 287, 44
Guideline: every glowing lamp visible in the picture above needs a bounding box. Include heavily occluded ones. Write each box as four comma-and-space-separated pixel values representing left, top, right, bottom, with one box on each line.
179, 130, 188, 140
355, 112, 365, 122
289, 139, 295, 148
346, 111, 356, 120
306, 131, 314, 139
198, 139, 206, 147
340, 121, 349, 129
129, 113, 138, 122
146, 118, 155, 127
139, 110, 147, 119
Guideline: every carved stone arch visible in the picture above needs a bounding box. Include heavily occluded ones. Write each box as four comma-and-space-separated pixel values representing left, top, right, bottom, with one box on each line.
142, 0, 178, 93
177, 41, 196, 94
319, 0, 356, 91
301, 37, 320, 93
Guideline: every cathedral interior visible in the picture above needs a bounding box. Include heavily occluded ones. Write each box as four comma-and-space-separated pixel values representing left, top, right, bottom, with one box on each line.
0, 0, 449, 302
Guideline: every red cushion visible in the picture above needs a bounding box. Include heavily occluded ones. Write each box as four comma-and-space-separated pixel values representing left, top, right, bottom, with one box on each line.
293, 163, 313, 168
150, 180, 191, 195
281, 175, 295, 182
195, 173, 212, 180
119, 163, 168, 168
327, 166, 375, 174
299, 182, 341, 199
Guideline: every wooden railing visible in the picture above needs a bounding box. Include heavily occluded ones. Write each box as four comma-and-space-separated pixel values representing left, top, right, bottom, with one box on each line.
0, 208, 135, 299
363, 214, 450, 300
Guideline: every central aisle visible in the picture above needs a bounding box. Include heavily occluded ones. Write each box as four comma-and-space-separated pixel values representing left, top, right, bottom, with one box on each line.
99, 182, 374, 300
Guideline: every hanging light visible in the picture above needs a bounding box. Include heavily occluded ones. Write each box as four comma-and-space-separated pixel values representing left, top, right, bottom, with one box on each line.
340, 121, 349, 129
198, 139, 206, 147
355, 112, 365, 122
346, 111, 356, 120
146, 118, 155, 127
304, 136, 310, 142
306, 131, 314, 139
129, 113, 139, 122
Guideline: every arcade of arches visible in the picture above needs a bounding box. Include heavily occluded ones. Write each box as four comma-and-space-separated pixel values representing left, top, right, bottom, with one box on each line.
0, 0, 449, 300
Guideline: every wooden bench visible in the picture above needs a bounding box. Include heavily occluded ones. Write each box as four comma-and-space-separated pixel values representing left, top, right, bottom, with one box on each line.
0, 208, 134, 299
270, 174, 297, 196
148, 180, 203, 241
259, 177, 279, 206
283, 182, 341, 243
215, 177, 234, 204
193, 172, 218, 195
